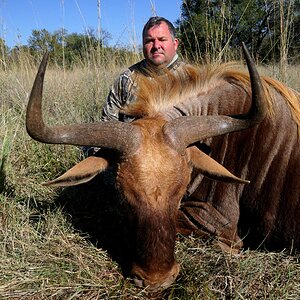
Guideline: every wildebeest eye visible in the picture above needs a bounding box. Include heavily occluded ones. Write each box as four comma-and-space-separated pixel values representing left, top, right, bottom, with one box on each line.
119, 112, 140, 122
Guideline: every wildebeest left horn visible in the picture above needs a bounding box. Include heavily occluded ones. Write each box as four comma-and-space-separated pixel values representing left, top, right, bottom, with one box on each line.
163, 43, 267, 153
26, 52, 141, 156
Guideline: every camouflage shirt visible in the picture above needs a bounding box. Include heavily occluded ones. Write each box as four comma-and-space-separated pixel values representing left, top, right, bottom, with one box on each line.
101, 54, 186, 122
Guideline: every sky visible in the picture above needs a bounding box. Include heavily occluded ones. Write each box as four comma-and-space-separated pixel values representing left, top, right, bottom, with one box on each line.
0, 0, 182, 49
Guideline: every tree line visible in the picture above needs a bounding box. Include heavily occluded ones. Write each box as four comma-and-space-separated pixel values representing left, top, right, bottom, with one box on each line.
1, 27, 118, 68
0, 0, 299, 68
176, 0, 299, 63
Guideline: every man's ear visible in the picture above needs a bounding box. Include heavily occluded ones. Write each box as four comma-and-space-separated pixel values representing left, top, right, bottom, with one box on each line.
174, 38, 179, 51
188, 146, 250, 184
43, 156, 110, 187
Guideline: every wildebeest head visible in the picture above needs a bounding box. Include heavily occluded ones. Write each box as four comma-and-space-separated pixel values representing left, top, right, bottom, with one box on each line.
26, 44, 266, 291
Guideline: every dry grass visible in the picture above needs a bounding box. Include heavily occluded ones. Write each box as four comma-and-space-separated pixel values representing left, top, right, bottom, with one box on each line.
258, 64, 300, 91
0, 54, 299, 299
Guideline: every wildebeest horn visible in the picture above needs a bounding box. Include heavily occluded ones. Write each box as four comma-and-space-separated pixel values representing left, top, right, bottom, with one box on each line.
163, 43, 267, 153
26, 52, 141, 156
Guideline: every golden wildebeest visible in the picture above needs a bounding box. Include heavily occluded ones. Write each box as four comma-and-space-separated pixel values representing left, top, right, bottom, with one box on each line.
26, 44, 300, 291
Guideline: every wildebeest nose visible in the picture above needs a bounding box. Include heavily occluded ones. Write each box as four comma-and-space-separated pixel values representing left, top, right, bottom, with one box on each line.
131, 263, 180, 291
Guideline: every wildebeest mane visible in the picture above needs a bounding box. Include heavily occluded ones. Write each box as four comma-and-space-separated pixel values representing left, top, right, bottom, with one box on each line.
123, 64, 300, 131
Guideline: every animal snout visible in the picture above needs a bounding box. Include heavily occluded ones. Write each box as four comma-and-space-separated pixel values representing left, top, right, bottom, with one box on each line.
131, 262, 180, 291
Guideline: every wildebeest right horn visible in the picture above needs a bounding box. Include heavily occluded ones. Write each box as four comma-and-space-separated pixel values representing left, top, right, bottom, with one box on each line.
26, 52, 141, 156
163, 43, 267, 153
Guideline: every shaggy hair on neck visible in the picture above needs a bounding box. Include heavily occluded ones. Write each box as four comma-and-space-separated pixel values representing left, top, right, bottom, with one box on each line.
123, 64, 300, 132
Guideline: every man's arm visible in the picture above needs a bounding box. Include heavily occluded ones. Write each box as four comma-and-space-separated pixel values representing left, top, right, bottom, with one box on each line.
101, 70, 136, 121
83, 70, 136, 156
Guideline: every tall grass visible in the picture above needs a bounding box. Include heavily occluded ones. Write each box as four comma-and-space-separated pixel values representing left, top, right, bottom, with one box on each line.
0, 40, 299, 300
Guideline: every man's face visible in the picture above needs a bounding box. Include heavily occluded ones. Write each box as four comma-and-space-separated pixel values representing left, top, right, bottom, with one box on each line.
143, 22, 179, 69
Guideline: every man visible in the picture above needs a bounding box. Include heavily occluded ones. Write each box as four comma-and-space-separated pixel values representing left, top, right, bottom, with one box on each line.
84, 16, 184, 156
101, 16, 184, 122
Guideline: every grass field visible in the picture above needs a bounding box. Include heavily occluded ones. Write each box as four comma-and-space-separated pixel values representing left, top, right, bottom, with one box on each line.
0, 54, 300, 299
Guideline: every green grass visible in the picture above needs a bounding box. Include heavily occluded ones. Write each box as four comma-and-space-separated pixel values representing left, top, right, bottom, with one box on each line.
0, 55, 299, 299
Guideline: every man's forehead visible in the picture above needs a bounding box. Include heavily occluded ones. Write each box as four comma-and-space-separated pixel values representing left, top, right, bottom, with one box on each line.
144, 23, 170, 38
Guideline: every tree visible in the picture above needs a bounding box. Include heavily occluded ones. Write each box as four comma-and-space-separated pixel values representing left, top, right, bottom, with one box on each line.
176, 0, 300, 63
28, 29, 59, 53
26, 27, 111, 66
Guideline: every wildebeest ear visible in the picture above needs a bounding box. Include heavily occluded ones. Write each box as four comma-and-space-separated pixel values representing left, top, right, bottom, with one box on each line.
43, 156, 109, 187
188, 146, 250, 184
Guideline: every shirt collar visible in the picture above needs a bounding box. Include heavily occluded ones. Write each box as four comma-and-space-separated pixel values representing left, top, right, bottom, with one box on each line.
166, 53, 179, 69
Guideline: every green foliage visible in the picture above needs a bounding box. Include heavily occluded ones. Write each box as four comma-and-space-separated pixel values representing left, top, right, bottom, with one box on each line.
5, 27, 114, 68
177, 0, 300, 63
26, 28, 110, 66
28, 29, 58, 53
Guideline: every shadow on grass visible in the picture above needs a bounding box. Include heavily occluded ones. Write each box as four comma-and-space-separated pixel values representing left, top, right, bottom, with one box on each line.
54, 169, 135, 277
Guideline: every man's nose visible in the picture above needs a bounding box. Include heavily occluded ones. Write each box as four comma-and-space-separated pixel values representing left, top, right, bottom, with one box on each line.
152, 39, 161, 49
